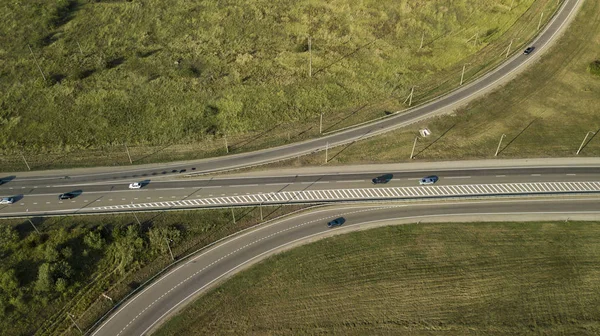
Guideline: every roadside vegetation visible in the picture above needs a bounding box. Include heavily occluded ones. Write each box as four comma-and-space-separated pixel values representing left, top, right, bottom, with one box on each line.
0, 205, 306, 336
156, 221, 600, 335
0, 0, 557, 171
256, 0, 600, 168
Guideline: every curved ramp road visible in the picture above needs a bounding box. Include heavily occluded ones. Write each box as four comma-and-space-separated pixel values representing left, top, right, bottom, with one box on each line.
89, 198, 600, 336
4, 0, 583, 185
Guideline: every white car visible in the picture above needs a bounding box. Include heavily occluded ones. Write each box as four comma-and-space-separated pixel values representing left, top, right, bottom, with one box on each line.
0, 197, 14, 204
129, 182, 142, 189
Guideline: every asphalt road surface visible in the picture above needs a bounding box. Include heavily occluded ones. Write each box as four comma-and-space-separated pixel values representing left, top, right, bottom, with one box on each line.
1, 165, 598, 217
3, 0, 583, 184
89, 197, 600, 336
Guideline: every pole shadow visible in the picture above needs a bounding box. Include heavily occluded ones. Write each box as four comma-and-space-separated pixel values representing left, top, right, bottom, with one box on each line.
413, 123, 457, 159
132, 143, 174, 164
322, 104, 369, 134
497, 119, 537, 156
230, 122, 283, 151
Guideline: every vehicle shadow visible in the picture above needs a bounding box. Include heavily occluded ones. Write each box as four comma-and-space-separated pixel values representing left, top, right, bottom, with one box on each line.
0, 176, 16, 185
11, 194, 25, 202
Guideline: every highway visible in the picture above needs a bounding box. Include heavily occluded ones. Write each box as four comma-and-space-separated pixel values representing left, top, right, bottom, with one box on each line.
89, 197, 600, 336
1, 164, 599, 217
2, 0, 583, 185
0, 0, 588, 334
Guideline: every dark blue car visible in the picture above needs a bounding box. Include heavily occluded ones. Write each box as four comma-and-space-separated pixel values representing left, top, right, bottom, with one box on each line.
327, 217, 346, 228
372, 174, 393, 184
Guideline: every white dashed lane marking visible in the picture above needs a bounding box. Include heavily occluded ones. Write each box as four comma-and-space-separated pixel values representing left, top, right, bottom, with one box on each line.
92, 181, 600, 211
115, 206, 393, 336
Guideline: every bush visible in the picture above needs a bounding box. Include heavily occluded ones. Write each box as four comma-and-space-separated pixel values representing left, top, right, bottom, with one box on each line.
589, 60, 600, 76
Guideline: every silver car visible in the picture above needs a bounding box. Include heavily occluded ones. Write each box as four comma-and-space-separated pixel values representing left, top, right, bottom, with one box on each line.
419, 176, 439, 185
0, 197, 15, 204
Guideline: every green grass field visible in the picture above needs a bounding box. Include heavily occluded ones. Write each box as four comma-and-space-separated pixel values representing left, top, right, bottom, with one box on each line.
265, 0, 600, 167
156, 221, 600, 335
0, 205, 305, 336
0, 0, 556, 171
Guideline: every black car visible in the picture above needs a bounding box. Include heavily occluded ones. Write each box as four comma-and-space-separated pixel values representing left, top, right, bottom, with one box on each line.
327, 217, 346, 228
523, 46, 535, 55
58, 192, 76, 200
372, 174, 393, 184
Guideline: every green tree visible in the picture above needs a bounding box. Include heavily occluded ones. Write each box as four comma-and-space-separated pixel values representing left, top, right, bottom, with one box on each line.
55, 278, 68, 293
84, 230, 105, 250
147, 226, 182, 256
43, 243, 59, 262
35, 263, 54, 292
60, 246, 73, 259
0, 269, 19, 293
0, 225, 18, 248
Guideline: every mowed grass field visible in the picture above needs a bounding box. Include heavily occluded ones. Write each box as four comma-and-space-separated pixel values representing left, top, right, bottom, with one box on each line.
0, 0, 557, 171
156, 221, 600, 335
281, 0, 600, 167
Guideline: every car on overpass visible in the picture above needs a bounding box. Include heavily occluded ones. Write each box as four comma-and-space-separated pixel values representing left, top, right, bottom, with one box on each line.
419, 176, 439, 185
0, 197, 14, 205
372, 174, 393, 184
129, 182, 142, 189
59, 192, 78, 200
327, 217, 346, 228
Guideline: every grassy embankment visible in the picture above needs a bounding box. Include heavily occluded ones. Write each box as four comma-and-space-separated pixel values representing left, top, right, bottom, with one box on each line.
268, 0, 600, 167
0, 0, 554, 171
157, 221, 600, 335
0, 205, 306, 336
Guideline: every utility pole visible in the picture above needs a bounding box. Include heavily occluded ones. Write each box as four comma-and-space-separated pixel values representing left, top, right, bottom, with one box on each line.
308, 36, 312, 78
21, 152, 31, 171
576, 131, 595, 155
460, 64, 470, 86
410, 136, 418, 159
325, 142, 329, 163
231, 208, 236, 224
224, 134, 229, 154
537, 12, 544, 31
319, 111, 323, 134
101, 293, 113, 302
403, 87, 415, 106
133, 212, 141, 226
505, 39, 513, 58
76, 41, 83, 55
28, 45, 46, 81
27, 218, 40, 234
124, 143, 132, 164
495, 134, 506, 156
164, 238, 174, 261
259, 202, 263, 221
67, 313, 83, 335
509, 0, 515, 11
419, 31, 424, 49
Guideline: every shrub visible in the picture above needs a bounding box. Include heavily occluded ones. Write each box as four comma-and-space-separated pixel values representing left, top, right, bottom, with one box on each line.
589, 60, 600, 76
